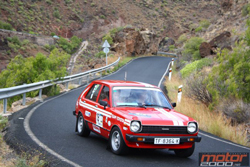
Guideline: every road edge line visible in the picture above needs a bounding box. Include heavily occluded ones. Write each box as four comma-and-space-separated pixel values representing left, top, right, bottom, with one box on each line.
24, 91, 83, 167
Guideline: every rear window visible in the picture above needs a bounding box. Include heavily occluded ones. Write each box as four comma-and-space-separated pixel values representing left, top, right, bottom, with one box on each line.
85, 84, 101, 102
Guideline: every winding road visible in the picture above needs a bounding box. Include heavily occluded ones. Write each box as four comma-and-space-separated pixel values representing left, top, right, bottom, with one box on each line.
5, 56, 250, 167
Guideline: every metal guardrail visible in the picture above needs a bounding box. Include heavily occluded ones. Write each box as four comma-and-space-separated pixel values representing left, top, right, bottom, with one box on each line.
157, 51, 177, 57
0, 57, 120, 114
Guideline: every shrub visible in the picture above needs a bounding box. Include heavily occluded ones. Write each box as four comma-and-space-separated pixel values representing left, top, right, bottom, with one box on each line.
180, 58, 213, 78
219, 98, 250, 124
95, 51, 106, 58
53, 10, 60, 19
185, 72, 212, 106
169, 45, 175, 51
242, 4, 250, 16
182, 37, 204, 61
207, 44, 250, 105
0, 20, 13, 30
177, 34, 187, 44
102, 33, 113, 45
0, 49, 70, 104
200, 19, 210, 28
195, 26, 202, 32
0, 115, 8, 131
45, 0, 52, 5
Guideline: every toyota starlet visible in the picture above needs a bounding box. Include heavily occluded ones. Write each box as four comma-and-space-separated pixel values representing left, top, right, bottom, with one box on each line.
73, 80, 201, 157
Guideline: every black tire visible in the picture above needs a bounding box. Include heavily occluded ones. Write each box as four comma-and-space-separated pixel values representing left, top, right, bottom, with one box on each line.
77, 112, 90, 137
174, 143, 195, 158
109, 127, 128, 155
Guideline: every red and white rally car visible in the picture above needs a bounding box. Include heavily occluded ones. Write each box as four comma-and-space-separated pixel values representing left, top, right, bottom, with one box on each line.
73, 80, 201, 157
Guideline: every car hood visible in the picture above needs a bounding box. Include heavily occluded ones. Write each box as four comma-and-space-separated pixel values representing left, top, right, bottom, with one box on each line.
114, 107, 194, 126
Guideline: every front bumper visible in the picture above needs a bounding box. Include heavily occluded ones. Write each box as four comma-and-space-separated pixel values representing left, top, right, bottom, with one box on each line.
126, 134, 202, 144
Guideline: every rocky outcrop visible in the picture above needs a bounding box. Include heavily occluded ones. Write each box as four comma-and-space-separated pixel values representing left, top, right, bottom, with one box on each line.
158, 38, 175, 52
112, 28, 158, 56
199, 42, 212, 58
199, 31, 232, 58
209, 31, 231, 49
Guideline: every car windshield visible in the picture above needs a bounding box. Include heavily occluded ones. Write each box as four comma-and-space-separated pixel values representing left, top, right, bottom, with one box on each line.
112, 86, 172, 109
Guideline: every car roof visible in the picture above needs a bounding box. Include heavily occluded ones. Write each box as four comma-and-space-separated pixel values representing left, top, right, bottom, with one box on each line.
92, 80, 158, 88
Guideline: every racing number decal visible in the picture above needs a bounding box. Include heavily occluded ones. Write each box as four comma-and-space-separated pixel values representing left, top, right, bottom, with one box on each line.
96, 113, 103, 127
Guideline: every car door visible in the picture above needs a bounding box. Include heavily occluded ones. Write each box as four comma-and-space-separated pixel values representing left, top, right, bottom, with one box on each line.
97, 85, 111, 135
83, 84, 102, 128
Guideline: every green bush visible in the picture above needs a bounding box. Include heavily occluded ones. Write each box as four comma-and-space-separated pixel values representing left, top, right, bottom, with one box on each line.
183, 37, 204, 61
0, 20, 13, 30
102, 33, 113, 45
180, 58, 212, 78
177, 34, 187, 44
58, 36, 81, 54
199, 19, 210, 28
242, 4, 250, 16
53, 10, 60, 19
0, 115, 8, 131
95, 51, 106, 58
207, 44, 250, 105
195, 26, 202, 32
102, 27, 124, 45
0, 49, 70, 104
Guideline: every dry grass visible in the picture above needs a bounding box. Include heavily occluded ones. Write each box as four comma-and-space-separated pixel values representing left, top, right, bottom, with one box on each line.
0, 103, 3, 114
0, 137, 17, 167
165, 74, 249, 147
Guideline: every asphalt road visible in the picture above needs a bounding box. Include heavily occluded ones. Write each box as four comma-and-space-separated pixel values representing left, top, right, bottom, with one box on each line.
5, 56, 250, 167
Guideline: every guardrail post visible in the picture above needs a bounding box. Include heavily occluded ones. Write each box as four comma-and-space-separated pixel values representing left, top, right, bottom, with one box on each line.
39, 89, 43, 101
87, 74, 89, 84
22, 92, 26, 106
22, 83, 26, 106
3, 99, 7, 114
66, 82, 69, 89
78, 78, 82, 85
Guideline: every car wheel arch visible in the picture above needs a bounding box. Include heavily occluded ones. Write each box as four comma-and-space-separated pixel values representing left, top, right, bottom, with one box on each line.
76, 111, 90, 130
109, 125, 126, 142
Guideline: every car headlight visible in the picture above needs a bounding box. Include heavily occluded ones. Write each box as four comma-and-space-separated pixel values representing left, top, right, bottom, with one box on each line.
187, 122, 198, 134
130, 121, 141, 133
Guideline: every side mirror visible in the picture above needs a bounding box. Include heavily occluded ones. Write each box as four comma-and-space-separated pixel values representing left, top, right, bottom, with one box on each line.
99, 100, 108, 109
171, 103, 176, 108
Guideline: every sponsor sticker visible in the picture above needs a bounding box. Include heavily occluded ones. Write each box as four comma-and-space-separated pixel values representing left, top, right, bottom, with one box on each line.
117, 116, 124, 123
199, 152, 249, 166
93, 124, 101, 133
85, 111, 91, 117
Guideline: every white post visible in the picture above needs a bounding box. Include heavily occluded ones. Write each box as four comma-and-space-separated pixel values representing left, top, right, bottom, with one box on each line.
169, 68, 172, 81
106, 52, 108, 67
172, 58, 174, 66
177, 85, 183, 104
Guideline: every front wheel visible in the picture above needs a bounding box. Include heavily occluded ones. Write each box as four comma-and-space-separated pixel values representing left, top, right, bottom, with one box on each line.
77, 112, 90, 137
174, 143, 195, 158
109, 127, 128, 155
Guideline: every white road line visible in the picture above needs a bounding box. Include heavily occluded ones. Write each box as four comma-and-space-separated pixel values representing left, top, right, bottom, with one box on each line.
199, 132, 250, 151
100, 56, 142, 79
24, 91, 82, 167
158, 59, 171, 87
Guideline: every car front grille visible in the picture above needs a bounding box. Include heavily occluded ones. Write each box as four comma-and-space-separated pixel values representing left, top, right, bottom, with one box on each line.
140, 126, 188, 134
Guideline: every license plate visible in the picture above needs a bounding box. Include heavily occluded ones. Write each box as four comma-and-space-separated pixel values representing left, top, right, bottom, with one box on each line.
154, 138, 180, 144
